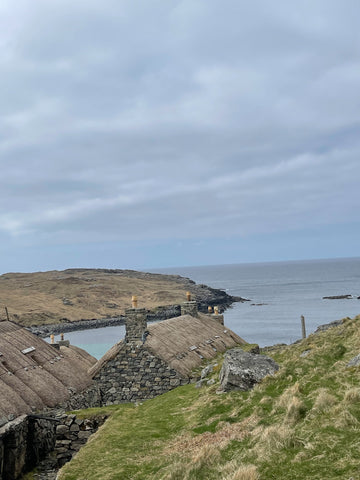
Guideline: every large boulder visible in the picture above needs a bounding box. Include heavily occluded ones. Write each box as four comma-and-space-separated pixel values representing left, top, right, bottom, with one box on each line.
219, 348, 279, 392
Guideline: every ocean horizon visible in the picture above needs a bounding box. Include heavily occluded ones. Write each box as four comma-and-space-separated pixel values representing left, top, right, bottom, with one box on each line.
50, 257, 360, 358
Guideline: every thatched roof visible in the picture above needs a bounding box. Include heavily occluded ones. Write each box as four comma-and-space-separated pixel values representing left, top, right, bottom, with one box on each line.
90, 313, 246, 378
146, 313, 246, 376
0, 321, 96, 419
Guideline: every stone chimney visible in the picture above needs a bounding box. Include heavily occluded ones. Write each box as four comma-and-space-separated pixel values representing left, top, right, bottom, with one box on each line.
180, 292, 198, 317
125, 296, 147, 345
212, 306, 224, 325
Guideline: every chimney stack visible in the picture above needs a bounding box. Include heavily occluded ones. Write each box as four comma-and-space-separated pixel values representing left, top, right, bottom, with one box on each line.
125, 296, 147, 345
212, 306, 224, 325
180, 292, 198, 317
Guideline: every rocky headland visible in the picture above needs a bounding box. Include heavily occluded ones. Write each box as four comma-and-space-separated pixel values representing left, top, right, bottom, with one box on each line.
0, 268, 248, 332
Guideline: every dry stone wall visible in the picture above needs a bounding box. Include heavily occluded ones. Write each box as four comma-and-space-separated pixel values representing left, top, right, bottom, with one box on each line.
0, 411, 106, 480
54, 412, 107, 467
93, 345, 188, 404
0, 415, 56, 480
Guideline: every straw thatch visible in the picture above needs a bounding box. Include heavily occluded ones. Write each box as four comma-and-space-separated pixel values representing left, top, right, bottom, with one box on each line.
0, 321, 96, 419
90, 313, 246, 379
146, 313, 246, 376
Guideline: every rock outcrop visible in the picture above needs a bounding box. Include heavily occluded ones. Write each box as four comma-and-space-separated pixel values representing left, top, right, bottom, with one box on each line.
219, 348, 279, 392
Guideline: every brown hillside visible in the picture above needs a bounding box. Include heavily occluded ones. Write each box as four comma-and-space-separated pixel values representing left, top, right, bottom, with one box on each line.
0, 268, 234, 327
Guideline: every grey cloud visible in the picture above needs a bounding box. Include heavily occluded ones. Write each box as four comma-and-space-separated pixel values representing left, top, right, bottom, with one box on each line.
0, 0, 360, 252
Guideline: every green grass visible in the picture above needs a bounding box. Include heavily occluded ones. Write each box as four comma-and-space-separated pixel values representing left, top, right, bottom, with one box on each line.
58, 315, 360, 480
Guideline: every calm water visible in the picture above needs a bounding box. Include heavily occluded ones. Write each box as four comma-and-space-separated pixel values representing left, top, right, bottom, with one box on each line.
52, 258, 360, 358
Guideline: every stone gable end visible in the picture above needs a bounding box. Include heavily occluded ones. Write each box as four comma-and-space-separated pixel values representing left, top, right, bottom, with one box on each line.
93, 345, 188, 404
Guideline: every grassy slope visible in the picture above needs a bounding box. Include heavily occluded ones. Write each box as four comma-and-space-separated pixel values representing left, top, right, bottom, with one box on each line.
58, 316, 360, 480
0, 269, 194, 326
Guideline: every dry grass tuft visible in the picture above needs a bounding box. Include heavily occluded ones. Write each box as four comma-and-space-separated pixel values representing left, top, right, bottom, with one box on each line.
259, 395, 272, 405
160, 462, 190, 480
284, 396, 306, 425
191, 444, 221, 466
222, 464, 259, 480
343, 388, 360, 404
333, 408, 359, 428
275, 382, 301, 409
252, 424, 297, 460
312, 388, 337, 412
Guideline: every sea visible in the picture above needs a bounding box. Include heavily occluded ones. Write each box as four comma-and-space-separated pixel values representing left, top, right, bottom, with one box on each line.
50, 257, 360, 359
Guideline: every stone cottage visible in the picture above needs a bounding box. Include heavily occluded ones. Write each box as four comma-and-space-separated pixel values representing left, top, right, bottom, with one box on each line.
0, 320, 96, 423
89, 298, 246, 405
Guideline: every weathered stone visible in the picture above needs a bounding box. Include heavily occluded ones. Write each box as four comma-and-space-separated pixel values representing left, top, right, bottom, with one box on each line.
347, 353, 360, 367
56, 424, 69, 435
219, 348, 279, 392
90, 344, 187, 405
64, 414, 76, 426
201, 364, 214, 379
56, 440, 71, 446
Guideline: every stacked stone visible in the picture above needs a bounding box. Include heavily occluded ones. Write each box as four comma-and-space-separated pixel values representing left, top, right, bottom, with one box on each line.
54, 413, 106, 467
93, 345, 187, 404
180, 300, 198, 317
0, 415, 56, 480
61, 384, 102, 411
125, 308, 147, 344
0, 414, 15, 429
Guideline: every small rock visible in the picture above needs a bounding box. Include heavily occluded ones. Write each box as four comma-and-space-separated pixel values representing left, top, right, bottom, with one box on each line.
201, 365, 214, 379
347, 353, 360, 367
62, 298, 73, 306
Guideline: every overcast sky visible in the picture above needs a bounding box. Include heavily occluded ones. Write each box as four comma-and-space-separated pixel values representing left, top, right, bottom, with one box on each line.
0, 0, 359, 273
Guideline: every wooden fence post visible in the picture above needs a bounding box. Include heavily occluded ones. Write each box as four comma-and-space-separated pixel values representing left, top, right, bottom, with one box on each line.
301, 315, 306, 339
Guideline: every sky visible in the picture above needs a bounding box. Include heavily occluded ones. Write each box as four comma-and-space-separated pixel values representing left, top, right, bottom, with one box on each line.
0, 0, 359, 273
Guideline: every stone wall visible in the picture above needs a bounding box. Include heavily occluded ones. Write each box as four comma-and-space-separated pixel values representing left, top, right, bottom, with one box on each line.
61, 383, 102, 411
93, 344, 188, 404
0, 415, 56, 480
54, 412, 107, 467
0, 411, 106, 480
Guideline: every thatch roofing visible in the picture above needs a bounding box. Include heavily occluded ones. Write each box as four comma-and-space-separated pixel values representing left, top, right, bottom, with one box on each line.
146, 313, 246, 376
0, 321, 96, 419
90, 313, 246, 378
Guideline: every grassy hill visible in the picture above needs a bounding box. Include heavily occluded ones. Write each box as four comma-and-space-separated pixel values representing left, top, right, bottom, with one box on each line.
0, 268, 236, 327
56, 315, 360, 480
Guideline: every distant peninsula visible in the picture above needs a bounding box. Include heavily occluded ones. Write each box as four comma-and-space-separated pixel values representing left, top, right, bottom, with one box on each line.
0, 268, 247, 328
